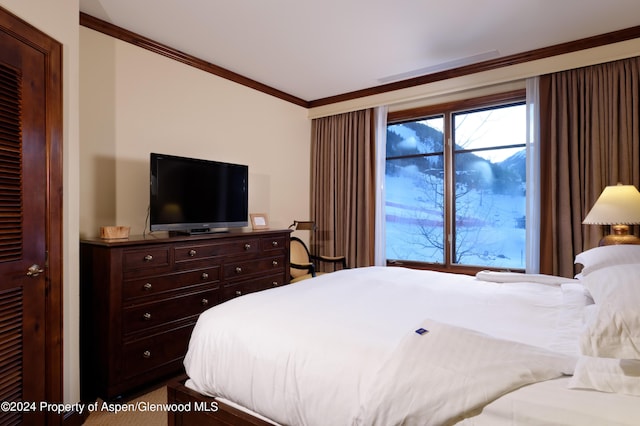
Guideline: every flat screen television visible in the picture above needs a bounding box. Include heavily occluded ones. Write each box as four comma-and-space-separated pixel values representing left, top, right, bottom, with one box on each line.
149, 153, 249, 234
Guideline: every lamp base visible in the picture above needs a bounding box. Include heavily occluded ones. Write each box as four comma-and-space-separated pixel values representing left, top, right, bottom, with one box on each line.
598, 224, 640, 246
599, 234, 640, 246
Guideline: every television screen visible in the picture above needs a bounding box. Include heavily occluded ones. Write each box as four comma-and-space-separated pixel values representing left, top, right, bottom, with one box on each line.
150, 153, 248, 233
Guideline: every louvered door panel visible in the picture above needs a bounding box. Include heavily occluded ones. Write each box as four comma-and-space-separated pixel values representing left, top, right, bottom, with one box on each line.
0, 62, 25, 426
0, 64, 22, 264
0, 288, 22, 426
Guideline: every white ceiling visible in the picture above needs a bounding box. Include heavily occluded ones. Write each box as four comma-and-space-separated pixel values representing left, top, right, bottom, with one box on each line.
79, 0, 640, 102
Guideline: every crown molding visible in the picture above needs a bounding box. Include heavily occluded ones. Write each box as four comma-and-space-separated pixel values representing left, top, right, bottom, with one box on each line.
309, 25, 640, 108
79, 12, 309, 108
80, 12, 640, 110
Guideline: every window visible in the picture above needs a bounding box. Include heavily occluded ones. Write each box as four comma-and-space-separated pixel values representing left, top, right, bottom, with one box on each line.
385, 92, 527, 270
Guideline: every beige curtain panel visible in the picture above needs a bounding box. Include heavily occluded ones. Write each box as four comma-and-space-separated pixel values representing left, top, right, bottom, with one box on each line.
310, 109, 376, 270
540, 56, 640, 277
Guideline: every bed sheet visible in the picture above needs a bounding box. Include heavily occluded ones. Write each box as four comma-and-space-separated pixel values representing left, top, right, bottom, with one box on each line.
184, 266, 589, 426
458, 376, 640, 426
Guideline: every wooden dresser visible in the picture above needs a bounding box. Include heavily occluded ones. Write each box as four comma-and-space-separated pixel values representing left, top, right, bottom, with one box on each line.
80, 229, 291, 401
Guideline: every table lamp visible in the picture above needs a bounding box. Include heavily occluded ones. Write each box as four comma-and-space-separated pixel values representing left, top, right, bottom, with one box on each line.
583, 183, 640, 245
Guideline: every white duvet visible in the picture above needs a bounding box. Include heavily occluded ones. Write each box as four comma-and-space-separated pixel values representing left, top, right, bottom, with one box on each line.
184, 266, 587, 426
355, 320, 573, 425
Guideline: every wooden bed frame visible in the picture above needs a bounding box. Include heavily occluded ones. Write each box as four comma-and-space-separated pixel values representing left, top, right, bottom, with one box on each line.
167, 378, 273, 426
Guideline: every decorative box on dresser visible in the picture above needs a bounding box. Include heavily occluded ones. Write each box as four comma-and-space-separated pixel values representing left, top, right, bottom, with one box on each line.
80, 229, 291, 402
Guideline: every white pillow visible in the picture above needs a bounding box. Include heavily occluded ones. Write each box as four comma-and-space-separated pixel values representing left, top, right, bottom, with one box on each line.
568, 356, 640, 396
574, 245, 640, 277
579, 264, 640, 359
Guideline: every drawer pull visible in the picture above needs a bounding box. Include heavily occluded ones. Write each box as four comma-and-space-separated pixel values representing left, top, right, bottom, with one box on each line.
144, 254, 153, 262
244, 243, 251, 250
201, 272, 209, 280
189, 249, 197, 257
272, 241, 279, 247
235, 266, 242, 274
235, 290, 242, 296
143, 282, 152, 290
272, 281, 279, 287
272, 260, 278, 267
143, 312, 152, 321
143, 350, 151, 359
201, 298, 209, 306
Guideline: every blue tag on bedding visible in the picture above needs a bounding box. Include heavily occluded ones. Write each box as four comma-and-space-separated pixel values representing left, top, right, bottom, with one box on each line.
415, 328, 429, 335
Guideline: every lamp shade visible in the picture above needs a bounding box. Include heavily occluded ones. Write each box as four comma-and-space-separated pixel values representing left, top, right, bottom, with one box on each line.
583, 184, 640, 225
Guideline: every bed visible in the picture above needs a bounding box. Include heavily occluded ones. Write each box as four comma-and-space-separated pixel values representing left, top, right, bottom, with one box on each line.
167, 245, 640, 425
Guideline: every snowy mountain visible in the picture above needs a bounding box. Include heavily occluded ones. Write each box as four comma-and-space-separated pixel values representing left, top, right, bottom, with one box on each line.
498, 149, 526, 181
387, 121, 526, 189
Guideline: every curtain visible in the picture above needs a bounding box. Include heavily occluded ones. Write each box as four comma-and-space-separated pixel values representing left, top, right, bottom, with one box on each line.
374, 106, 388, 266
539, 56, 640, 277
526, 77, 541, 273
310, 108, 376, 269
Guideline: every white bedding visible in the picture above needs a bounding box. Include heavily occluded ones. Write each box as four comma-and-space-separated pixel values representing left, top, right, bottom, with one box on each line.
356, 319, 573, 425
459, 377, 640, 426
184, 266, 593, 425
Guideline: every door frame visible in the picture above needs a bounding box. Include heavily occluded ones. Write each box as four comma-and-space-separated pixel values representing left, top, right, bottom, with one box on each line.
0, 6, 63, 424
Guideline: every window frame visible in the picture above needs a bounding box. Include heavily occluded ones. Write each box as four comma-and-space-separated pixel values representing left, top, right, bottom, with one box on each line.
386, 89, 526, 274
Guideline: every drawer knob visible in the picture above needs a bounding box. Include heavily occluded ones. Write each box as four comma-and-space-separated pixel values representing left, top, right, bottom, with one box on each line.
143, 350, 151, 359
235, 266, 242, 274
144, 254, 153, 262
201, 272, 209, 280
272, 260, 278, 267
272, 241, 279, 247
201, 298, 209, 306
235, 290, 242, 296
143, 312, 152, 321
244, 243, 251, 250
272, 281, 278, 287
189, 249, 197, 257
143, 282, 152, 290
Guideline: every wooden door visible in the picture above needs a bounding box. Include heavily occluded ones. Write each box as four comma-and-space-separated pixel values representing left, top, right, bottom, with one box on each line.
0, 8, 63, 426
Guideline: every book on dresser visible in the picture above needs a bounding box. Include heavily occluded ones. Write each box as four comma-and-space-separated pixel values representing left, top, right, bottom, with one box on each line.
79, 228, 291, 402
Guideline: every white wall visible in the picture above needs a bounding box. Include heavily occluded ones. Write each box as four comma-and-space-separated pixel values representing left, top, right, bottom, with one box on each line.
80, 27, 311, 238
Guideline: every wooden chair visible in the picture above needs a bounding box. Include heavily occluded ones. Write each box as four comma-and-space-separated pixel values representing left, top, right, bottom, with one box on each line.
289, 236, 347, 283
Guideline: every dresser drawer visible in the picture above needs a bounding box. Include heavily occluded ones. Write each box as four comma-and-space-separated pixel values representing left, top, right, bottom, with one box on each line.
174, 242, 229, 263
223, 255, 285, 280
224, 238, 261, 256
260, 235, 287, 253
221, 273, 286, 301
122, 288, 219, 335
121, 324, 193, 380
123, 246, 171, 275
123, 266, 220, 302
175, 238, 260, 265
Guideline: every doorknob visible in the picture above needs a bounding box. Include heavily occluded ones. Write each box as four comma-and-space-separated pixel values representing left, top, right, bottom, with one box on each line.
27, 264, 44, 277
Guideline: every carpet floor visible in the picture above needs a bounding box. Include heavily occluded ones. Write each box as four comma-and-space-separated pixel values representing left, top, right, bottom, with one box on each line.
82, 386, 167, 426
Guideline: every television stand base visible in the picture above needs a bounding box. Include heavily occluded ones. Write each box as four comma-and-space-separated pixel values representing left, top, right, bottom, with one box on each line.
169, 229, 229, 237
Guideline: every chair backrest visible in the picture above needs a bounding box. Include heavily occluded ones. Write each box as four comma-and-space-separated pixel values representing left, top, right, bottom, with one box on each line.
290, 237, 311, 279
